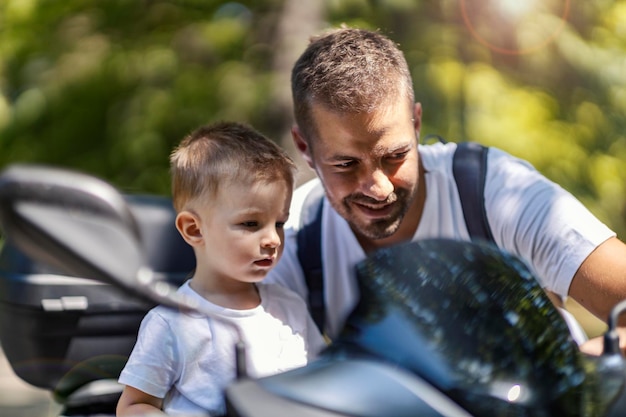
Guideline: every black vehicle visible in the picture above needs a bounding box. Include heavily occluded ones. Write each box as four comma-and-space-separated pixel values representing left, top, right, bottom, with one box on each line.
0, 164, 625, 417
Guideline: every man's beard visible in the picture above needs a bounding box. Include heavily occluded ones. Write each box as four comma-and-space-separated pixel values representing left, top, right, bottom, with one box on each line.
342, 186, 414, 241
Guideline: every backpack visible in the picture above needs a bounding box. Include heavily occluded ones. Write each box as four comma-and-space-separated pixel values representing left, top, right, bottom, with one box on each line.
297, 141, 494, 332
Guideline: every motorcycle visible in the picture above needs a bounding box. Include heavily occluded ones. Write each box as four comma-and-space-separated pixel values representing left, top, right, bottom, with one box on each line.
0, 163, 625, 417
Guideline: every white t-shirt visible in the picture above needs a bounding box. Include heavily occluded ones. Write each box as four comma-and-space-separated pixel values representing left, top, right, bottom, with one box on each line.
118, 281, 326, 416
267, 142, 615, 339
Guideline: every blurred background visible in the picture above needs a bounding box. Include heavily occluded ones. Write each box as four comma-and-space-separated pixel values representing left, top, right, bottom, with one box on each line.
0, 0, 624, 415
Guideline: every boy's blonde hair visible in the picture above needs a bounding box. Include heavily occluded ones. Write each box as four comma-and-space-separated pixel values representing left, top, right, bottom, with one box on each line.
170, 121, 296, 212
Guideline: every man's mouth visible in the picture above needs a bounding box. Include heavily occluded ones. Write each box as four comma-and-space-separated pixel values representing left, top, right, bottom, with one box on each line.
352, 201, 395, 218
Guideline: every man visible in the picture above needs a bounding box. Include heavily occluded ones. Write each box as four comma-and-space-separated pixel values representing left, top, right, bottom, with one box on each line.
267, 27, 626, 351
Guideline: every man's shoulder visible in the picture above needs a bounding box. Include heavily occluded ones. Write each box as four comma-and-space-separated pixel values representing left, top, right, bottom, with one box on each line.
418, 141, 457, 170
259, 281, 303, 300
419, 141, 528, 175
286, 177, 323, 229
258, 282, 309, 311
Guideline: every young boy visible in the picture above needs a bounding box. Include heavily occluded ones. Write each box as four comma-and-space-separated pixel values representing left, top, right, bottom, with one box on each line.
116, 122, 326, 417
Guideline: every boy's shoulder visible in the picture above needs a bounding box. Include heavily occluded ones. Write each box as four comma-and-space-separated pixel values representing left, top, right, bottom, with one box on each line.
142, 281, 203, 323
143, 302, 183, 324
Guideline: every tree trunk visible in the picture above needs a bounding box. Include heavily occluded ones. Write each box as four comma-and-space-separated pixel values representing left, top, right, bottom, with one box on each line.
269, 0, 325, 184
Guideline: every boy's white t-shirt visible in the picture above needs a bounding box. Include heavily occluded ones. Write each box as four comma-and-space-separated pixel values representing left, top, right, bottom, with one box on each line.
267, 142, 615, 339
119, 281, 326, 416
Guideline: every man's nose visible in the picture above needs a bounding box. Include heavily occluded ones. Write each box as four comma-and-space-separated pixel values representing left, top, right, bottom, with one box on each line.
362, 168, 394, 201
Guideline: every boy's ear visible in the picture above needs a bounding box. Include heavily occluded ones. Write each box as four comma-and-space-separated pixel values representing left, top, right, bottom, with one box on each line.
175, 211, 203, 246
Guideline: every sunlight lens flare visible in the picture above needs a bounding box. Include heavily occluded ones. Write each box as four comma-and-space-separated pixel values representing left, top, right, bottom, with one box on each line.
497, 0, 538, 19
460, 0, 571, 55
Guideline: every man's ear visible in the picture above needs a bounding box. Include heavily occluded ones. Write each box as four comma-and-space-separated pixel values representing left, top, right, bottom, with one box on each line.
413, 102, 423, 136
292, 126, 314, 169
175, 211, 203, 247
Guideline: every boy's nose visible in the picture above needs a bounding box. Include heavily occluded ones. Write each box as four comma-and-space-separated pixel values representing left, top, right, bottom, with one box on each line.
261, 228, 281, 248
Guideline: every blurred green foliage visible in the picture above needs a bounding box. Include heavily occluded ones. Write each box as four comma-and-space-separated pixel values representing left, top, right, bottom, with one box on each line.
0, 0, 625, 238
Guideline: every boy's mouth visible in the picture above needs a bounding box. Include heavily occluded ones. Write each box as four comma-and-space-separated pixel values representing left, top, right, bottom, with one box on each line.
254, 258, 273, 267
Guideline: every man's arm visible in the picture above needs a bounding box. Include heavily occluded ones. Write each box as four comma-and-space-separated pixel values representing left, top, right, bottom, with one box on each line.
580, 328, 626, 355
569, 236, 626, 324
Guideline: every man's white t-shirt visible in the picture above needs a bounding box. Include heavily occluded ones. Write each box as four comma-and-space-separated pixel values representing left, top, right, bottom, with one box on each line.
119, 281, 326, 416
267, 142, 615, 339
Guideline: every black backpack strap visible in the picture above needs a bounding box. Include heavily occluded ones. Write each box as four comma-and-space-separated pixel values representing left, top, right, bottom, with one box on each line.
452, 142, 495, 243
296, 182, 325, 333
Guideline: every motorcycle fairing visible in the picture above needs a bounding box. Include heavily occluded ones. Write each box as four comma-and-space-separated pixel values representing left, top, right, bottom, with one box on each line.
228, 357, 472, 417
241, 239, 625, 417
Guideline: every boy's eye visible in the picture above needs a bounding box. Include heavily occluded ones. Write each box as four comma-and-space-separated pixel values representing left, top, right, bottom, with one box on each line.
241, 221, 258, 228
276, 222, 285, 229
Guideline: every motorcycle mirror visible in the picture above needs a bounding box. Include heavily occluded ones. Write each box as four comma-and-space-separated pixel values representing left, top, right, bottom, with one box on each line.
0, 164, 182, 307
0, 164, 248, 377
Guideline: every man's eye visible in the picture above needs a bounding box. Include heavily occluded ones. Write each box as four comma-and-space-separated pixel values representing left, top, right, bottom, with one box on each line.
388, 150, 409, 161
334, 160, 356, 169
